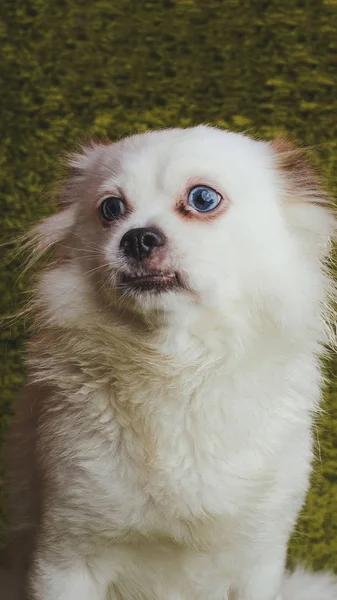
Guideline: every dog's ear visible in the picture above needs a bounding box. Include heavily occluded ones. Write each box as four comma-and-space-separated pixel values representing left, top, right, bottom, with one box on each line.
16, 206, 77, 273
67, 141, 105, 175
14, 146, 94, 271
271, 138, 328, 206
271, 137, 336, 256
59, 141, 107, 206
15, 141, 109, 272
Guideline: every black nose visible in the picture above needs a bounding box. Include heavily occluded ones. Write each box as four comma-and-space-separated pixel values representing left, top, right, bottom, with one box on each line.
120, 227, 166, 261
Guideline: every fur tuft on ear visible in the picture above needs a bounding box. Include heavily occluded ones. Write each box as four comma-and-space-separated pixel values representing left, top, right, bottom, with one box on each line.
271, 137, 329, 206
12, 140, 109, 271
66, 138, 110, 175
56, 140, 109, 207
271, 137, 336, 253
14, 206, 76, 274
67, 143, 101, 174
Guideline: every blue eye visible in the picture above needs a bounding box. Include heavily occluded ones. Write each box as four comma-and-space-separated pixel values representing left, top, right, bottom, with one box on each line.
188, 186, 221, 213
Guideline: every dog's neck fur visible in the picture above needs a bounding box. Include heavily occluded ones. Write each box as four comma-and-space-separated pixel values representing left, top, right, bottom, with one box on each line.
28, 263, 322, 422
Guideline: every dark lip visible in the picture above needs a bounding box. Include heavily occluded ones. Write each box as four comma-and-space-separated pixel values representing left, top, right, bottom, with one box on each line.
119, 271, 184, 293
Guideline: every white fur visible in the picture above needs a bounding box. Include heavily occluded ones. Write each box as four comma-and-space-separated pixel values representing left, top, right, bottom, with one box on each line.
282, 569, 337, 600
3, 126, 337, 599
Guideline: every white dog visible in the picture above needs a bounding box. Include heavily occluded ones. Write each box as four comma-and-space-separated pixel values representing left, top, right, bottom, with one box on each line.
2, 126, 337, 599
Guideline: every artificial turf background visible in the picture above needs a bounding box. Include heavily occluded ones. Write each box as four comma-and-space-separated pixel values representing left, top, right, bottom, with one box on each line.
1, 0, 337, 572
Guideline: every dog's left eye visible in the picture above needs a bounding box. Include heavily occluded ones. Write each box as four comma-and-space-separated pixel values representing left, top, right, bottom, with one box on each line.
188, 186, 221, 213
100, 196, 125, 222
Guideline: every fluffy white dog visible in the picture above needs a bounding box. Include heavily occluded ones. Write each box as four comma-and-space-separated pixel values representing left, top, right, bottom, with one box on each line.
2, 126, 337, 599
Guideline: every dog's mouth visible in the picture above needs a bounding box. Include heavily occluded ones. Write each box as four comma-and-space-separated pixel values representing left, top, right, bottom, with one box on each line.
119, 271, 184, 293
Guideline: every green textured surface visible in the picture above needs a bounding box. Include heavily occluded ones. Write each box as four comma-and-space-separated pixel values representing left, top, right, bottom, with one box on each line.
0, 0, 337, 572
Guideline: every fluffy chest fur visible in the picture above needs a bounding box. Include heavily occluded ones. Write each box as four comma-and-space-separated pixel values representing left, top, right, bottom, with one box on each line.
39, 337, 316, 551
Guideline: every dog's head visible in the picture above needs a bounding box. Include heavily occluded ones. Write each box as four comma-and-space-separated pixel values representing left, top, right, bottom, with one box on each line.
28, 126, 335, 349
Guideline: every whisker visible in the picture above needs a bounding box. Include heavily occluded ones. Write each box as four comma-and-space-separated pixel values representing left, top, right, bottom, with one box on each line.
61, 246, 102, 257
80, 263, 112, 278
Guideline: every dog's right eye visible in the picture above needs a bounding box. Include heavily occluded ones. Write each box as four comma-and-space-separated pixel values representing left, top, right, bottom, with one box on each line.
100, 197, 125, 222
188, 186, 222, 213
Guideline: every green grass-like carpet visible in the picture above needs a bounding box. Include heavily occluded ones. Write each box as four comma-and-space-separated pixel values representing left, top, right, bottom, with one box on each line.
1, 0, 337, 572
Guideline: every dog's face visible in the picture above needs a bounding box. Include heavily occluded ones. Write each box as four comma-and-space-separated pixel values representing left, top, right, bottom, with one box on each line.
34, 126, 334, 339
72, 127, 280, 316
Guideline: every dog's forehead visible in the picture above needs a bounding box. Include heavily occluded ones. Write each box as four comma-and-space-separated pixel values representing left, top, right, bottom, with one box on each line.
100, 127, 267, 200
